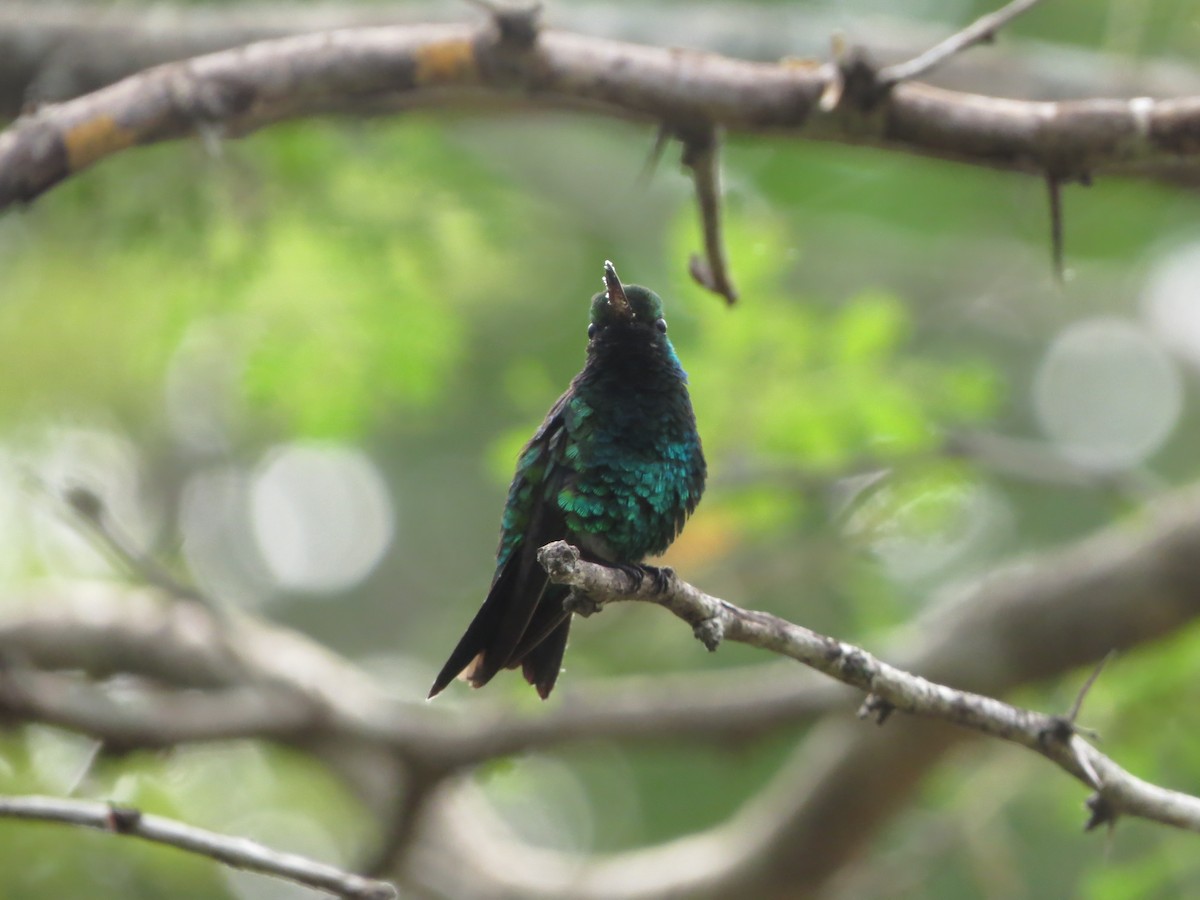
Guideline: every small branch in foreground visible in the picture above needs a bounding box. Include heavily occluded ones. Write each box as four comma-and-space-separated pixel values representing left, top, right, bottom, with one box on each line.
878, 0, 1047, 87
681, 127, 738, 305
537, 540, 1200, 835
0, 795, 397, 900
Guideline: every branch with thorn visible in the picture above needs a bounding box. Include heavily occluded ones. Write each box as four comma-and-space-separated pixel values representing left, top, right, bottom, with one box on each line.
0, 795, 397, 900
537, 540, 1200, 834
680, 126, 738, 304
0, 0, 1194, 291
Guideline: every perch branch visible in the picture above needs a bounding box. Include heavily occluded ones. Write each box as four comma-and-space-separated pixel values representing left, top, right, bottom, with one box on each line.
537, 540, 1200, 834
0, 794, 397, 900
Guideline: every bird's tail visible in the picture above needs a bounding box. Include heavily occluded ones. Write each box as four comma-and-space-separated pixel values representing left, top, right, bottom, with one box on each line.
427, 548, 571, 700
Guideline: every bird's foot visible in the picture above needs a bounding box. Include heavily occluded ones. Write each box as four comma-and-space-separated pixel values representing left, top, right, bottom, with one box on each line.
642, 564, 674, 595
564, 589, 603, 618
610, 563, 673, 594
612, 562, 646, 591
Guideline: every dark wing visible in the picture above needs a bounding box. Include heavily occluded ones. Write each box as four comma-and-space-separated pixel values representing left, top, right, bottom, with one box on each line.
428, 389, 575, 699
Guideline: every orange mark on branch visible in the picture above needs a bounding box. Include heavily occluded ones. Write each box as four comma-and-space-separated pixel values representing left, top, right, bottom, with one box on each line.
64, 116, 136, 170
415, 40, 479, 84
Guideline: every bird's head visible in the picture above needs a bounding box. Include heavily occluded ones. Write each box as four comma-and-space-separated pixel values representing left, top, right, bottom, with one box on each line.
588, 260, 669, 345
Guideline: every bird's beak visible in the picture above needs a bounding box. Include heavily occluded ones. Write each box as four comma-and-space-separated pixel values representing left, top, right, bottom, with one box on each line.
603, 260, 631, 319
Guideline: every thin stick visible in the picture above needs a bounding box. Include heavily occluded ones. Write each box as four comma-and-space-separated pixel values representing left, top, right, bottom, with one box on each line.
0, 795, 397, 900
878, 0, 1048, 86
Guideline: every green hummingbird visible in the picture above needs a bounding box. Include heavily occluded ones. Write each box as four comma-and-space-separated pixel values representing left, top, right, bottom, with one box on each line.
429, 261, 706, 699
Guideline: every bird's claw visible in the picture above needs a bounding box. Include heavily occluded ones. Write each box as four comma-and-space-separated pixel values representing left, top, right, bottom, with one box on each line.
642, 564, 674, 595
612, 563, 673, 594
613, 562, 645, 590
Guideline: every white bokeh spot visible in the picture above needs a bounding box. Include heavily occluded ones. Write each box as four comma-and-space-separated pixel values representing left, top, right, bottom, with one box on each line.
1144, 240, 1200, 368
249, 443, 394, 594
1034, 318, 1181, 470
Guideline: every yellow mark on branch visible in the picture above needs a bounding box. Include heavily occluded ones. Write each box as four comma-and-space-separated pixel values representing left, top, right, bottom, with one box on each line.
64, 116, 136, 171
415, 40, 479, 85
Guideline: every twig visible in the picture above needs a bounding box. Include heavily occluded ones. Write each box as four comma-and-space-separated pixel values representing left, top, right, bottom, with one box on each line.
878, 0, 1048, 87
681, 127, 738, 304
537, 540, 1200, 834
1066, 649, 1114, 727
637, 122, 672, 187
1046, 172, 1065, 283
0, 794, 397, 899
43, 480, 225, 618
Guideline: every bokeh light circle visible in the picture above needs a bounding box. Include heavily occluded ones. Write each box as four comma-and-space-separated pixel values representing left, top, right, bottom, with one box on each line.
249, 443, 394, 594
1033, 318, 1181, 470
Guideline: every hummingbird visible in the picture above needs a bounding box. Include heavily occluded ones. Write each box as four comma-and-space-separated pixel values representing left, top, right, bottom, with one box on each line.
428, 261, 706, 699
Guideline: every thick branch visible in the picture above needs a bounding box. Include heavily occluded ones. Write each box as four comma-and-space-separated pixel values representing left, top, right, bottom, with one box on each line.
0, 795, 396, 899
6, 1, 1200, 119
3, 18, 1200, 212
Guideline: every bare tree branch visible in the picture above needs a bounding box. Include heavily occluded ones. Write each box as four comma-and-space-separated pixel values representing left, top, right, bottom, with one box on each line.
0, 794, 397, 899
539, 540, 1200, 834
4, 15, 1200, 217
5, 0, 1198, 120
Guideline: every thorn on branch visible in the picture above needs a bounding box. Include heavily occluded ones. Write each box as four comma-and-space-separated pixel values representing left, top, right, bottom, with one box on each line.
106, 803, 143, 834
563, 589, 603, 618
681, 127, 738, 305
464, 0, 542, 48
1037, 715, 1075, 748
637, 124, 672, 187
1067, 650, 1114, 727
692, 616, 724, 652
1038, 652, 1113, 788
857, 694, 895, 726
1047, 172, 1066, 284
1085, 792, 1119, 832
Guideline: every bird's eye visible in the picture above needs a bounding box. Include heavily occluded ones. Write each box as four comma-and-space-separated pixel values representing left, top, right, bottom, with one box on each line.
655, 318, 668, 333
588, 323, 598, 339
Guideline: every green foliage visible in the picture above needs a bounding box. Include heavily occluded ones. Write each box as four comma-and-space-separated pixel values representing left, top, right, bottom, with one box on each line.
657, 211, 1000, 554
